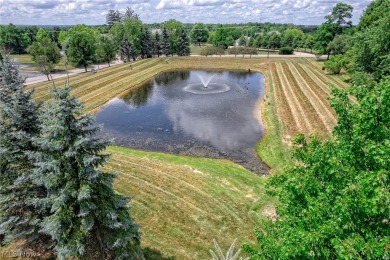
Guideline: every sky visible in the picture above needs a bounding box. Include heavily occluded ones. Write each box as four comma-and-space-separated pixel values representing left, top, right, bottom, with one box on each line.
0, 0, 373, 26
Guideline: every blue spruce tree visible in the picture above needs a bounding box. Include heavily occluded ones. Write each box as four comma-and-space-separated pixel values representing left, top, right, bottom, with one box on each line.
0, 57, 53, 255
32, 86, 142, 259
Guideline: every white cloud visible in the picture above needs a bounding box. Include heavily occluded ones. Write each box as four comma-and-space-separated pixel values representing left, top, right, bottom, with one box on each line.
0, 0, 373, 25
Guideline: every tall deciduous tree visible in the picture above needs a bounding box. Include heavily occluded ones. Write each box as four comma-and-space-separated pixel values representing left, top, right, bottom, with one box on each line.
67, 25, 97, 72
97, 34, 117, 67
190, 23, 209, 47
349, 0, 390, 81
0, 57, 53, 255
32, 86, 142, 259
178, 29, 190, 56
163, 19, 183, 55
327, 34, 351, 55
28, 29, 61, 81
315, 3, 353, 58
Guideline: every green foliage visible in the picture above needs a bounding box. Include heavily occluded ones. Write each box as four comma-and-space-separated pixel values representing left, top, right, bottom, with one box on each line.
228, 47, 257, 57
268, 33, 281, 49
327, 34, 351, 55
123, 18, 143, 58
35, 28, 51, 42
349, 1, 390, 81
161, 27, 172, 57
106, 9, 122, 27
190, 23, 209, 46
154, 31, 162, 57
28, 30, 61, 80
244, 77, 390, 259
325, 3, 354, 34
357, 0, 390, 29
32, 86, 142, 259
58, 31, 68, 49
67, 25, 97, 72
304, 35, 315, 52
212, 26, 241, 49
278, 47, 294, 55
315, 3, 353, 55
96, 34, 117, 66
163, 19, 183, 55
140, 26, 153, 58
199, 46, 225, 56
178, 29, 190, 56
282, 28, 304, 48
0, 57, 53, 254
0, 24, 37, 54
324, 54, 345, 74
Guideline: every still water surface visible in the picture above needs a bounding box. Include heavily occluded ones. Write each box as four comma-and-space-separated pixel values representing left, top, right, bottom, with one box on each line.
94, 70, 268, 174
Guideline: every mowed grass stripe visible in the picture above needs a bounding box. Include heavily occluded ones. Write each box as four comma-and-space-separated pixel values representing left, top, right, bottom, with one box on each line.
276, 62, 310, 132
287, 62, 336, 133
304, 59, 348, 88
80, 65, 166, 111
27, 59, 151, 94
305, 59, 350, 88
33, 59, 163, 101
281, 62, 328, 134
270, 63, 299, 138
109, 154, 253, 221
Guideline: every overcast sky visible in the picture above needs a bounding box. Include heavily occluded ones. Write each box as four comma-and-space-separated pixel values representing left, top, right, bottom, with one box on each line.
0, 0, 372, 26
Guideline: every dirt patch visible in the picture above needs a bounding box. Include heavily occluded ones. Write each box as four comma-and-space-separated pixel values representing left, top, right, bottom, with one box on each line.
262, 205, 277, 222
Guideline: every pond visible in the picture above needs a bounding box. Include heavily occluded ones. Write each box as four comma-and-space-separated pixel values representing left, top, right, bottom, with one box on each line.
94, 70, 268, 174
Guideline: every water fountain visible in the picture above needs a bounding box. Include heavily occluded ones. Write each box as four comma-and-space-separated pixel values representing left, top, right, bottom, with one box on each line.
198, 75, 215, 88
183, 74, 233, 94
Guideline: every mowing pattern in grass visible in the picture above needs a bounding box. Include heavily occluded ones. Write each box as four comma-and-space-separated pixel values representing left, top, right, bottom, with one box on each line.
269, 59, 347, 142
105, 146, 274, 259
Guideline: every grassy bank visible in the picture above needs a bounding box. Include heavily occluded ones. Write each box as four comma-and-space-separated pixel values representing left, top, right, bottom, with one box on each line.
105, 146, 275, 259
257, 70, 292, 173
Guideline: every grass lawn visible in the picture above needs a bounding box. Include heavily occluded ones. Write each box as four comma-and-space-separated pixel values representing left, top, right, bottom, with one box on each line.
105, 146, 275, 259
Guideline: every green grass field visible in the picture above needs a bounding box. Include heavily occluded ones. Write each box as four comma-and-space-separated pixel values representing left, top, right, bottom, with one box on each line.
106, 146, 274, 259
23, 56, 349, 258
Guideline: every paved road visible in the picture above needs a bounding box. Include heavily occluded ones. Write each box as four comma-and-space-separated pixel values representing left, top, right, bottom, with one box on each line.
23, 60, 123, 85
23, 52, 323, 85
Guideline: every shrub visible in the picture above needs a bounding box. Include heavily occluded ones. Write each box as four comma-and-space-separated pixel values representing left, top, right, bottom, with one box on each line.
324, 54, 345, 74
279, 47, 294, 55
200, 46, 225, 56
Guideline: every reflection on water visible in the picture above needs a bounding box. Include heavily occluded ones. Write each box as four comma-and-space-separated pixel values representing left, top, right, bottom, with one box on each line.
94, 70, 268, 174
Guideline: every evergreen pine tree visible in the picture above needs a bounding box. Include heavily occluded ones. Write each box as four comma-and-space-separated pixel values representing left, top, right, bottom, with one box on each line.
178, 29, 190, 56
32, 86, 142, 259
120, 36, 132, 62
161, 27, 171, 57
0, 57, 53, 254
141, 27, 153, 59
154, 31, 162, 57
